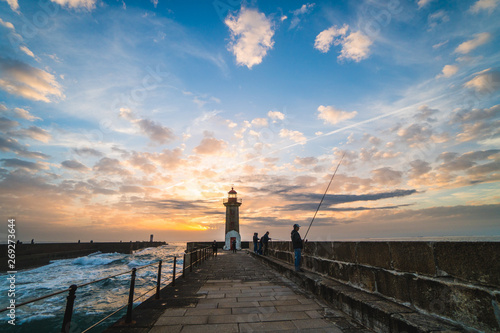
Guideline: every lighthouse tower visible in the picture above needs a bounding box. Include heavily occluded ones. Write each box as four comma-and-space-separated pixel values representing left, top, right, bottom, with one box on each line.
223, 187, 242, 250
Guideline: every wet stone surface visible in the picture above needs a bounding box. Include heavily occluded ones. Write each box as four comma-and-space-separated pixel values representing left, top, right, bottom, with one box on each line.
149, 251, 372, 332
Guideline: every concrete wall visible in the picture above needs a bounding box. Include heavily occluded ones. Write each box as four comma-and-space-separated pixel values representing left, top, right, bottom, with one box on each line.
0, 241, 166, 271
267, 241, 500, 332
186, 241, 249, 252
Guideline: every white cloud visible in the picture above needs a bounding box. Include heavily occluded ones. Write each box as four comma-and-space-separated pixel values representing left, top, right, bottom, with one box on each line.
314, 25, 372, 62
268, 110, 285, 120
225, 8, 275, 69
19, 46, 36, 58
289, 3, 315, 30
317, 105, 357, 125
1, 0, 19, 13
279, 128, 306, 144
470, 0, 499, 13
464, 69, 500, 93
432, 40, 448, 49
436, 64, 458, 78
50, 0, 97, 10
314, 25, 348, 53
0, 58, 64, 102
119, 108, 175, 144
0, 18, 15, 30
251, 117, 268, 127
454, 32, 491, 54
193, 131, 227, 155
417, 0, 434, 9
338, 31, 372, 62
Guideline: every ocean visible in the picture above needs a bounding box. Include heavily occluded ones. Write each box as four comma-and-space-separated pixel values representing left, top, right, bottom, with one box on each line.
0, 242, 187, 333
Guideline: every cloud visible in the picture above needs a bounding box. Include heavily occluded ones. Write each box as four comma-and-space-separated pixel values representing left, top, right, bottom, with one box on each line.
1, 158, 44, 171
279, 128, 306, 144
93, 157, 131, 176
61, 160, 89, 171
225, 8, 275, 69
0, 18, 15, 29
251, 117, 268, 127
317, 105, 357, 125
409, 159, 432, 178
119, 108, 175, 144
470, 0, 499, 13
454, 33, 491, 54
193, 131, 227, 155
0, 58, 64, 102
73, 147, 103, 157
294, 156, 318, 166
289, 3, 315, 30
464, 69, 500, 93
50, 0, 97, 10
450, 104, 500, 142
0, 135, 50, 159
414, 105, 439, 122
1, 0, 19, 13
371, 167, 403, 186
314, 24, 348, 53
13, 126, 51, 142
268, 111, 285, 120
0, 117, 18, 131
417, 0, 434, 9
397, 123, 435, 146
436, 64, 458, 78
314, 25, 372, 62
432, 40, 448, 49
12, 108, 41, 121
428, 10, 449, 30
19, 46, 36, 59
438, 149, 500, 172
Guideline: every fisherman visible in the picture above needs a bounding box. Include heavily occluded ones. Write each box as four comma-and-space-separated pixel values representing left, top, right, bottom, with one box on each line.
253, 232, 259, 254
212, 240, 218, 256
261, 231, 270, 256
231, 239, 237, 253
291, 224, 304, 272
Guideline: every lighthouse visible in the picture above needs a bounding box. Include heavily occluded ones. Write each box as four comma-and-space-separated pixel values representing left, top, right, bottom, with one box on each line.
223, 187, 242, 250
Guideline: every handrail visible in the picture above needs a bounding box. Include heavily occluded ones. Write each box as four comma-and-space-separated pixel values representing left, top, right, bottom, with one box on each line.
1, 246, 215, 332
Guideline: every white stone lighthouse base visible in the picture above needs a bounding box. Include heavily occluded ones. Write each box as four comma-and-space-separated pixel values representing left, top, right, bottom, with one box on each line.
223, 230, 241, 250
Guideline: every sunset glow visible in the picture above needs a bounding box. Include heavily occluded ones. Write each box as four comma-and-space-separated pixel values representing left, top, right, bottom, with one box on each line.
0, 0, 499, 242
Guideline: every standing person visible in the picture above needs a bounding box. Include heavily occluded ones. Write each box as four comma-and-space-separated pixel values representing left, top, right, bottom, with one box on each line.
232, 239, 237, 253
291, 224, 304, 272
261, 231, 270, 256
258, 237, 263, 255
212, 240, 217, 256
253, 233, 259, 253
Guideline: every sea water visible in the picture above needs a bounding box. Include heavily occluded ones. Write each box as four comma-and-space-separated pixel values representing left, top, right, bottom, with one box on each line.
0, 242, 186, 333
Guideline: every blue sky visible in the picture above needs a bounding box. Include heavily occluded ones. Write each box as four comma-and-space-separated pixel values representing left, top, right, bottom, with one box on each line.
0, 0, 499, 242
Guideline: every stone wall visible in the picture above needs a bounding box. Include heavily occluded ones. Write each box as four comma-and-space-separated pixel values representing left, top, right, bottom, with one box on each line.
267, 241, 500, 332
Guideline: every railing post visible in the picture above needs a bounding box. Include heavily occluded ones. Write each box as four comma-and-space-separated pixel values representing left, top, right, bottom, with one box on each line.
182, 254, 186, 278
172, 257, 177, 287
155, 260, 162, 299
125, 268, 137, 324
61, 284, 77, 333
190, 252, 193, 272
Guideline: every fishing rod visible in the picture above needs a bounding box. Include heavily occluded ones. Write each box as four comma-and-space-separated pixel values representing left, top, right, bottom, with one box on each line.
303, 152, 346, 240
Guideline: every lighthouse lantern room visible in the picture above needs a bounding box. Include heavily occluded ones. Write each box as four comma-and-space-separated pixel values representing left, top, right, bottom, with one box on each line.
223, 187, 242, 250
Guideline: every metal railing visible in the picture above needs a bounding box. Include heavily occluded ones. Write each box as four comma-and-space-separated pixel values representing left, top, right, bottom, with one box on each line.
0, 246, 215, 332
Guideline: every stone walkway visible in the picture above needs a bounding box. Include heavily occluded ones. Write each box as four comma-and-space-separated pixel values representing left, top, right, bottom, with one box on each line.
148, 251, 371, 332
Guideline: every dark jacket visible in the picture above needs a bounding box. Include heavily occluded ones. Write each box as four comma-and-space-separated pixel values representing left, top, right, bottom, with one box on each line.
261, 234, 269, 245
291, 229, 303, 249
253, 235, 259, 243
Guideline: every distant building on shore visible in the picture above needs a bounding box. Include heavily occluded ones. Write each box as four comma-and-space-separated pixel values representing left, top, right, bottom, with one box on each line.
223, 187, 242, 250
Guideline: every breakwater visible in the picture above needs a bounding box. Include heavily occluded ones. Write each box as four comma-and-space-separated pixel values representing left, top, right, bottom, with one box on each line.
0, 241, 166, 271
186, 241, 250, 252
265, 241, 500, 332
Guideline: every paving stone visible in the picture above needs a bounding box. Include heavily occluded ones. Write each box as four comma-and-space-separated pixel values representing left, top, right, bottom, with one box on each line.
197, 297, 237, 304
275, 303, 323, 312
207, 313, 261, 324
148, 325, 182, 333
293, 318, 336, 329
154, 315, 208, 326
158, 308, 187, 317
185, 308, 231, 316
206, 293, 225, 299
259, 299, 301, 306
218, 301, 260, 308
180, 323, 238, 333
258, 311, 310, 322
239, 320, 298, 332
193, 303, 218, 309
237, 295, 276, 302
231, 306, 277, 314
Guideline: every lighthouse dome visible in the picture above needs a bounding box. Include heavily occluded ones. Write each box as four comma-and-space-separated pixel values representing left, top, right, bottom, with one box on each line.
228, 187, 237, 194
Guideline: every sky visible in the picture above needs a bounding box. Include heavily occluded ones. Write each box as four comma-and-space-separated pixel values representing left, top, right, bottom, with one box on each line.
0, 0, 499, 243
